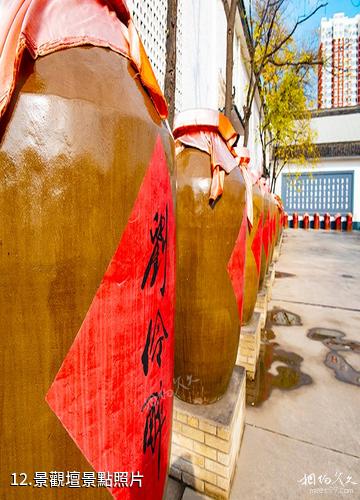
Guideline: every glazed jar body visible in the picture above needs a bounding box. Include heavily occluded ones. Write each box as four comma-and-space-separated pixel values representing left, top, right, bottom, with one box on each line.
175, 147, 246, 404
259, 194, 270, 287
0, 48, 174, 498
269, 199, 277, 263
242, 184, 264, 325
276, 209, 282, 244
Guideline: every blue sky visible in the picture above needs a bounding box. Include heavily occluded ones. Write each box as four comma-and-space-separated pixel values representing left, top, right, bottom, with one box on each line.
292, 0, 360, 46
271, 0, 360, 102
243, 1, 360, 48
243, 0, 360, 100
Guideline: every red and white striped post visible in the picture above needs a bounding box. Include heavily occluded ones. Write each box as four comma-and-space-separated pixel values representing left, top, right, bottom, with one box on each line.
324, 213, 331, 230
303, 213, 309, 230
283, 212, 289, 229
335, 213, 342, 231
346, 213, 353, 232
293, 212, 299, 229
313, 213, 320, 230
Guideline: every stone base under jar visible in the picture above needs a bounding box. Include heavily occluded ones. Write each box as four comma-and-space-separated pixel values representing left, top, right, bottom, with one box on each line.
236, 311, 262, 381
170, 366, 246, 499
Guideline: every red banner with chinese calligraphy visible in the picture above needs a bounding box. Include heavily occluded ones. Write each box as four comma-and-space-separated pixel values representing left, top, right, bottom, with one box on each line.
271, 213, 276, 243
227, 213, 248, 323
46, 137, 175, 499
262, 208, 271, 259
251, 213, 263, 276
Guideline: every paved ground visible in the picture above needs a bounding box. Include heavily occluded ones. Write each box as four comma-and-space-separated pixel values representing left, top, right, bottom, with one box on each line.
167, 229, 360, 500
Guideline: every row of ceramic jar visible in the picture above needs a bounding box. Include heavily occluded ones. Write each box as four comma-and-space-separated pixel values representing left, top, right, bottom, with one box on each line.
173, 109, 284, 405
0, 39, 284, 496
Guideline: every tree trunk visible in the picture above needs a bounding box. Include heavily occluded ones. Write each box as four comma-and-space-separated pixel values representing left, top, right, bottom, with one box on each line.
164, 0, 178, 129
224, 0, 237, 118
262, 142, 267, 177
272, 175, 277, 193
243, 113, 250, 147
271, 160, 277, 193
271, 174, 275, 193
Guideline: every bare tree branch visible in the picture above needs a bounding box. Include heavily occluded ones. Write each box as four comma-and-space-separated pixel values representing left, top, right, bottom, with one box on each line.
221, 0, 230, 20
268, 57, 322, 68
264, 2, 327, 62
222, 0, 237, 117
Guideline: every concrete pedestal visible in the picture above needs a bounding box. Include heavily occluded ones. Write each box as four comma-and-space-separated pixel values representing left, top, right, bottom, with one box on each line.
273, 232, 284, 261
237, 260, 276, 379
236, 312, 261, 380
254, 288, 268, 329
264, 264, 276, 301
273, 245, 280, 262
170, 367, 246, 499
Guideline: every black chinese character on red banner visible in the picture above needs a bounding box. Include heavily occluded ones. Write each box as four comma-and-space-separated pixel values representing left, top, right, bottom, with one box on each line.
142, 382, 166, 479
141, 310, 168, 376
141, 206, 168, 296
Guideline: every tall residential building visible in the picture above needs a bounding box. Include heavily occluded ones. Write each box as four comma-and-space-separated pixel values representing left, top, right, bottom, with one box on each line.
318, 13, 360, 109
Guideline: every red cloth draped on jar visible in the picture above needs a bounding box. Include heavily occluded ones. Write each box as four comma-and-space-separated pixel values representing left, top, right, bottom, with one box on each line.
259, 176, 271, 195
273, 193, 284, 212
173, 109, 239, 203
235, 146, 254, 227
0, 0, 168, 119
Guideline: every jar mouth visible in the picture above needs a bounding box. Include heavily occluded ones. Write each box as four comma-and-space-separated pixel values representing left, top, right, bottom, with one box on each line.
173, 108, 239, 148
0, 0, 168, 120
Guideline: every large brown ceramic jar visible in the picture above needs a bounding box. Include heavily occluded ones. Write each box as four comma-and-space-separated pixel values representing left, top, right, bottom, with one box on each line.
269, 195, 277, 264
274, 196, 284, 244
174, 110, 247, 404
275, 206, 281, 244
259, 192, 270, 288
0, 46, 174, 499
242, 183, 264, 324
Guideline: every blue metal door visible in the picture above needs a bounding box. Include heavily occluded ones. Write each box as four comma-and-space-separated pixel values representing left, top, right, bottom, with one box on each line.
281, 171, 354, 215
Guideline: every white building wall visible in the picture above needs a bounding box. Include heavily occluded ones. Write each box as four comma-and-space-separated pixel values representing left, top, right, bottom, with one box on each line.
177, 1, 262, 169
276, 109, 360, 223
311, 112, 360, 143
233, 10, 263, 177
233, 35, 247, 112
248, 100, 262, 178
179, 0, 226, 111
129, 0, 263, 174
